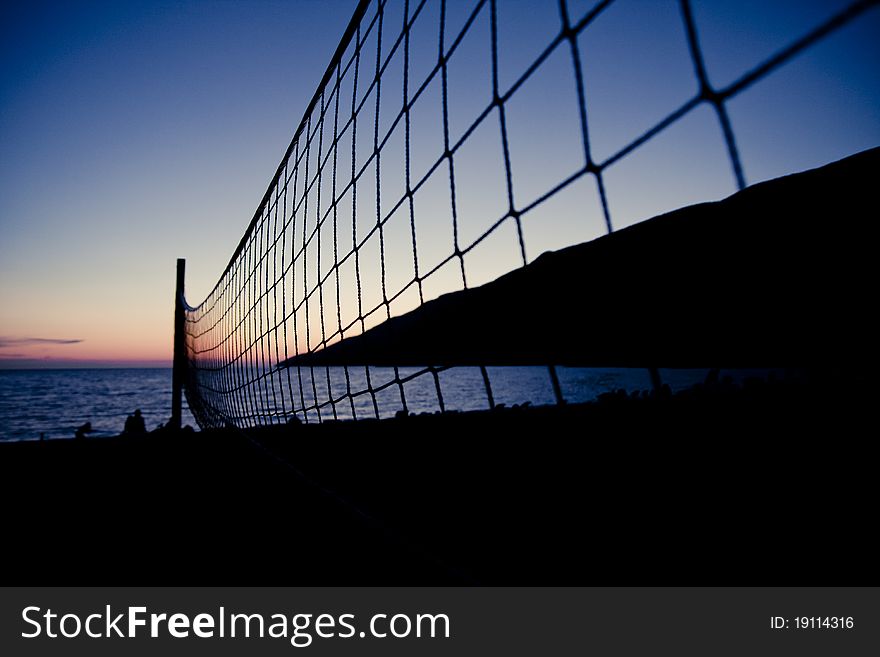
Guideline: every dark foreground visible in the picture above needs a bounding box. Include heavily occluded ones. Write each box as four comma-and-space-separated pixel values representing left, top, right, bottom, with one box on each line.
0, 372, 874, 584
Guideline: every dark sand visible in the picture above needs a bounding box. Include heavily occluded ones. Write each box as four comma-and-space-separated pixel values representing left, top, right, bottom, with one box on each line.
1, 373, 874, 584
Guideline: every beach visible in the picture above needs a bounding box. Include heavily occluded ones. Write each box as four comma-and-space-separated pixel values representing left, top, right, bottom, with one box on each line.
2, 371, 873, 585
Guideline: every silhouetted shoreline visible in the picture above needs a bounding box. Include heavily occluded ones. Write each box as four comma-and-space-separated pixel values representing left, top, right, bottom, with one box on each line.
1, 368, 873, 585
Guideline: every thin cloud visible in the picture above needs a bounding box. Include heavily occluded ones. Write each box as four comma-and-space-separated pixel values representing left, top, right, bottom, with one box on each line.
0, 336, 84, 348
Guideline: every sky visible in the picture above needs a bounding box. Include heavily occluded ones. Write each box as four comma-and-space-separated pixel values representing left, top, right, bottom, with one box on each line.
1, 0, 878, 368
0, 0, 359, 366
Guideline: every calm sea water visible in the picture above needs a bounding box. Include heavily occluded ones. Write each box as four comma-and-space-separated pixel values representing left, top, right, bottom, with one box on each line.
0, 366, 714, 441
0, 368, 197, 441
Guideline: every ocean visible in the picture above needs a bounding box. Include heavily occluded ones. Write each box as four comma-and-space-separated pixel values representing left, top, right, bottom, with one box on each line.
0, 366, 716, 441
0, 368, 195, 441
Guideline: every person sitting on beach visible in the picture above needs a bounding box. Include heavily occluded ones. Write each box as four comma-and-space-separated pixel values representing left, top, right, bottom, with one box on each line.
74, 422, 93, 440
124, 409, 147, 434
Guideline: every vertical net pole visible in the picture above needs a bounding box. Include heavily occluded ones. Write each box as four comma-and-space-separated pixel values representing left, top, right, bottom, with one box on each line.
171, 257, 186, 430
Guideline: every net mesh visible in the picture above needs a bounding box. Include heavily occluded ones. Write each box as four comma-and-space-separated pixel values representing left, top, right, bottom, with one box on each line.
181, 0, 878, 428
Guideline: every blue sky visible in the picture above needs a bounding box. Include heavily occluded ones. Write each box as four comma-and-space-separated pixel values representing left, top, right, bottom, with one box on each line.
1, 0, 878, 366
0, 0, 359, 364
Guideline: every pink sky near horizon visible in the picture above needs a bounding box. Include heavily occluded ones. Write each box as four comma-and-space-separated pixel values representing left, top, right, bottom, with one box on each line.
0, 0, 359, 368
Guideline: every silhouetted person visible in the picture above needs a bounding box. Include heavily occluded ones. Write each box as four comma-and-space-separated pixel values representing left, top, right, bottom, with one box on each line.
124, 409, 146, 434
705, 368, 721, 387
75, 422, 92, 440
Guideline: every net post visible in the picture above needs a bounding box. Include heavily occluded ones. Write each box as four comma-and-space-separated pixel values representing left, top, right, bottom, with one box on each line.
648, 366, 663, 393
171, 258, 186, 430
548, 365, 565, 405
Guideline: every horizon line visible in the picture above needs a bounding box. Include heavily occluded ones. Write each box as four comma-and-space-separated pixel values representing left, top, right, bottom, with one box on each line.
0, 359, 173, 371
